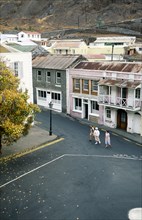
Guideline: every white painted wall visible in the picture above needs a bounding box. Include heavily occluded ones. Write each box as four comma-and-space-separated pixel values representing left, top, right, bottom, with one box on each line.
132, 113, 141, 134
0, 52, 33, 103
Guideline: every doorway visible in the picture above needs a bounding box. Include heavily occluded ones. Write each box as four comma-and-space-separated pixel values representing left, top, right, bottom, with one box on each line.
84, 103, 88, 119
122, 88, 127, 106
117, 109, 127, 130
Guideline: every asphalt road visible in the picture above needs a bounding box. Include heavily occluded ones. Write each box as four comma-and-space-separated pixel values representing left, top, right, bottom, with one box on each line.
0, 111, 142, 220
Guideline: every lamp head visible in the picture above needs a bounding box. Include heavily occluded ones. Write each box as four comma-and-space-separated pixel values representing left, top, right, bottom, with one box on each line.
49, 101, 53, 108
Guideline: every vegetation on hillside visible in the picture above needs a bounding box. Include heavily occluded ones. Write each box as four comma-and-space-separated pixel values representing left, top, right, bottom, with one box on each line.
0, 0, 141, 32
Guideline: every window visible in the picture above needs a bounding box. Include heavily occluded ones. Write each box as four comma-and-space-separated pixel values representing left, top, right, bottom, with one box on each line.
51, 92, 61, 104
56, 72, 61, 84
91, 101, 99, 113
83, 79, 89, 91
106, 86, 111, 95
106, 108, 111, 118
74, 98, 82, 111
74, 79, 80, 90
72, 49, 75, 54
135, 88, 140, 99
92, 80, 98, 91
14, 62, 19, 77
121, 112, 126, 122
38, 90, 46, 100
46, 72, 51, 83
37, 70, 42, 81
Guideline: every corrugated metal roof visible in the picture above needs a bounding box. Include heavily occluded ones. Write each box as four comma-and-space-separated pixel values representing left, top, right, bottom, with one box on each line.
53, 40, 84, 49
99, 79, 141, 88
84, 54, 105, 59
32, 54, 82, 70
22, 31, 40, 35
7, 44, 37, 52
74, 61, 142, 73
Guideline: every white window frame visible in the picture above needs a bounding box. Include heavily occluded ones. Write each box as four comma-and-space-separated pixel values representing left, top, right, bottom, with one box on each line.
74, 98, 82, 111
46, 71, 51, 83
83, 79, 89, 91
14, 62, 19, 77
56, 72, 61, 85
38, 90, 46, 100
37, 70, 42, 81
92, 80, 98, 92
51, 92, 61, 104
106, 108, 111, 119
91, 101, 99, 113
135, 88, 140, 99
74, 79, 80, 90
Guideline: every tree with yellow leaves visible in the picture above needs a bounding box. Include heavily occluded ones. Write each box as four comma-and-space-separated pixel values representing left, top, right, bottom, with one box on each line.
0, 60, 40, 154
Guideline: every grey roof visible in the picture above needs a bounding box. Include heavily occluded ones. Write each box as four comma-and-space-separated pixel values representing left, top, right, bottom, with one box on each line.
7, 43, 37, 52
32, 54, 82, 70
7, 44, 48, 59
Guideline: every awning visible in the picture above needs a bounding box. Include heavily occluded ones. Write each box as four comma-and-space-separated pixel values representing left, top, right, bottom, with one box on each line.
99, 79, 141, 88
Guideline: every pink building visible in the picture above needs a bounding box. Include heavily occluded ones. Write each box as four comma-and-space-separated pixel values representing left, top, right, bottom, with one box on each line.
67, 61, 142, 135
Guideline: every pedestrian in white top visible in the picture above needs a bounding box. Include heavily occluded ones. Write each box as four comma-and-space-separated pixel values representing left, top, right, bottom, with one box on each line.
105, 130, 111, 148
94, 127, 101, 144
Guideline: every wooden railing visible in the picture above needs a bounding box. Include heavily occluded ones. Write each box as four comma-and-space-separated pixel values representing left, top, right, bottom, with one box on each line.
98, 95, 141, 109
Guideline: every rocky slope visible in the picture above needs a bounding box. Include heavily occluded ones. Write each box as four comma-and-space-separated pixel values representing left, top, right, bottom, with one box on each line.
0, 0, 142, 36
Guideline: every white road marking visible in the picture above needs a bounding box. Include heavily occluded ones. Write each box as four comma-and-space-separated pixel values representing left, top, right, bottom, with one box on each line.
0, 155, 65, 189
65, 154, 142, 161
0, 153, 141, 188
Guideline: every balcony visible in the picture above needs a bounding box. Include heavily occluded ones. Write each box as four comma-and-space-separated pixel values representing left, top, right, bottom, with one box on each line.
98, 95, 141, 111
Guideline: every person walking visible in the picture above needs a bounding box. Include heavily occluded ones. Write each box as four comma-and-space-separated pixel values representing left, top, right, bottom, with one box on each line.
89, 126, 95, 142
105, 130, 111, 148
94, 127, 101, 144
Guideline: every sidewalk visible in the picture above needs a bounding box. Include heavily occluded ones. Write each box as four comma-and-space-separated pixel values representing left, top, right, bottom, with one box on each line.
0, 125, 57, 160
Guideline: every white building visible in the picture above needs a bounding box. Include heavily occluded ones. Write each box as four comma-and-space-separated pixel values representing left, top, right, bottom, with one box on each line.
88, 36, 136, 60
0, 46, 33, 103
18, 31, 41, 42
0, 33, 18, 44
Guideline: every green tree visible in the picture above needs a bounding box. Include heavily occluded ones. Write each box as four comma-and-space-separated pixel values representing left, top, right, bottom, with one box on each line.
0, 60, 40, 154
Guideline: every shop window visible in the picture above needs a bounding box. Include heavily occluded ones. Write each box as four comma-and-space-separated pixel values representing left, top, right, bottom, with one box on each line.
74, 98, 82, 111
91, 101, 99, 113
38, 90, 46, 100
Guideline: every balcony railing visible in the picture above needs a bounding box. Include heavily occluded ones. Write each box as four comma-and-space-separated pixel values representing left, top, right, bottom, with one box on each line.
98, 95, 141, 110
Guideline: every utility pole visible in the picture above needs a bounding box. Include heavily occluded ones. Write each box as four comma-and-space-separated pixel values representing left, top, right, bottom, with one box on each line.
111, 44, 114, 61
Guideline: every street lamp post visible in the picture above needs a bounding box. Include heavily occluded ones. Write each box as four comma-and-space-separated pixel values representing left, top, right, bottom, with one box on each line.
49, 101, 53, 136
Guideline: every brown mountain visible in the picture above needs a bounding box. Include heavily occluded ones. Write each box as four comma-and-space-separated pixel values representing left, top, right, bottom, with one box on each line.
0, 0, 142, 36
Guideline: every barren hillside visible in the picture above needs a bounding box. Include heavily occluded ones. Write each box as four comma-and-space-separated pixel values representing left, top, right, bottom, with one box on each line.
0, 0, 142, 36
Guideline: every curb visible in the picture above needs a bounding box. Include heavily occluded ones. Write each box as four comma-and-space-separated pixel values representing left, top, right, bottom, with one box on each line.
0, 136, 63, 164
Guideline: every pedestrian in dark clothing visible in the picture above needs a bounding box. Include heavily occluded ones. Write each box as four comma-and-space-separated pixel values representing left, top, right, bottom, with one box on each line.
89, 126, 95, 141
